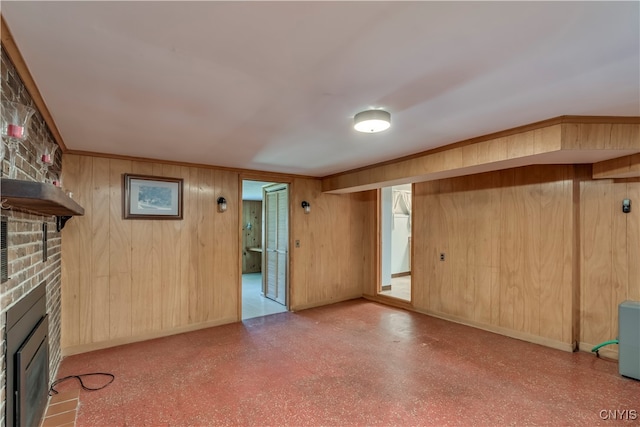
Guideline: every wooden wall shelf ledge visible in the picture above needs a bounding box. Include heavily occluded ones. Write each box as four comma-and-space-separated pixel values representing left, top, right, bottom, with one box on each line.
1, 178, 84, 229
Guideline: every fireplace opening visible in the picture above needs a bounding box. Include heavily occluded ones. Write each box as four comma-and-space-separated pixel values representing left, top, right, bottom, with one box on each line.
17, 315, 49, 427
6, 282, 49, 427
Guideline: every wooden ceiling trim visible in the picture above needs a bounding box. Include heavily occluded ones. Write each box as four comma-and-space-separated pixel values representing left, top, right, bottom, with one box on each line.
322, 120, 639, 193
593, 153, 640, 179
64, 150, 318, 181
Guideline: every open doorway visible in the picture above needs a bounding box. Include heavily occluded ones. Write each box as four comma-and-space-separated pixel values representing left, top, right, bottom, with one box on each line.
378, 184, 412, 301
241, 180, 288, 320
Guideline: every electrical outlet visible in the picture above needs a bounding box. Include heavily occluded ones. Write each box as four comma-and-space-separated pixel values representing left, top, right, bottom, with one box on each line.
295, 240, 300, 248
440, 253, 445, 261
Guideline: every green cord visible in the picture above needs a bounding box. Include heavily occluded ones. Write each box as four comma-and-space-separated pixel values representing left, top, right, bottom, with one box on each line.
591, 339, 619, 353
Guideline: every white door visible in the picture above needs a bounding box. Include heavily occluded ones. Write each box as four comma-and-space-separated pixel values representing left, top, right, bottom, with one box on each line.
263, 184, 288, 305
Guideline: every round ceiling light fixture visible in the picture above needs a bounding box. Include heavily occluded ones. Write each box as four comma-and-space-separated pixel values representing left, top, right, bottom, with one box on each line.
353, 109, 391, 133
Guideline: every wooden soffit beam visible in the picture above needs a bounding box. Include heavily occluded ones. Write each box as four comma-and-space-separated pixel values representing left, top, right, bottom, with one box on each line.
322, 117, 640, 194
593, 153, 640, 179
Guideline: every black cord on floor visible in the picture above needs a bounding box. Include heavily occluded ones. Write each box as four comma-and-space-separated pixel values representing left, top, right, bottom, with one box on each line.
49, 373, 115, 396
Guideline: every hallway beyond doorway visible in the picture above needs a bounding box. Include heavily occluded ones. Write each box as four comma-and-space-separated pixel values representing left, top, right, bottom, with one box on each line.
379, 275, 411, 300
242, 273, 287, 320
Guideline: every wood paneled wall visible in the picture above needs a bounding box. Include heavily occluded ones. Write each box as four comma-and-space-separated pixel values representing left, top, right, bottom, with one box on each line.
289, 178, 376, 310
61, 153, 636, 357
61, 154, 375, 354
61, 155, 239, 353
412, 165, 579, 350
580, 178, 640, 358
242, 200, 262, 273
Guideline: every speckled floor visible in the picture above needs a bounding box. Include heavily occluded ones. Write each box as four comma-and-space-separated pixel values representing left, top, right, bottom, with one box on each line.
55, 299, 639, 426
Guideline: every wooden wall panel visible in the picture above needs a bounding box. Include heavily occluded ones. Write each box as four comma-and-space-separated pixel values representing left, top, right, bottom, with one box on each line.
426, 184, 444, 307
611, 182, 628, 338
187, 167, 201, 324
91, 157, 111, 343
580, 180, 613, 346
62, 154, 372, 353
413, 165, 576, 348
196, 168, 215, 323
242, 201, 262, 273
77, 156, 94, 344
60, 155, 80, 348
629, 181, 640, 302
467, 172, 497, 325
518, 167, 541, 336
580, 178, 640, 358
291, 180, 311, 306
450, 177, 470, 318
353, 190, 377, 297
130, 161, 154, 336
109, 159, 133, 340
214, 169, 239, 320
289, 178, 367, 310
177, 166, 191, 326
412, 165, 637, 354
61, 155, 240, 353
422, 181, 443, 312
498, 169, 517, 331
150, 164, 164, 330
538, 168, 567, 342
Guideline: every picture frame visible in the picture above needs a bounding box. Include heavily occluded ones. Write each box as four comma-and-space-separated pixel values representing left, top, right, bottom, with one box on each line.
123, 174, 183, 220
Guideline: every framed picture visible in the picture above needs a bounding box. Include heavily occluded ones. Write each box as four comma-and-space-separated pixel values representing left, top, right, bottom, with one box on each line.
123, 174, 183, 220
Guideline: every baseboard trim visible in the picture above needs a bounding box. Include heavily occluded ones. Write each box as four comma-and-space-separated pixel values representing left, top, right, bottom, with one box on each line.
413, 308, 575, 353
290, 293, 363, 312
363, 294, 413, 310
391, 272, 411, 278
62, 316, 238, 356
362, 297, 575, 353
63, 300, 579, 357
579, 341, 619, 360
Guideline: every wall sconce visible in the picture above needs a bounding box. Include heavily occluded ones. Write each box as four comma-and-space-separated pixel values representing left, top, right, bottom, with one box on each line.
301, 201, 310, 214
622, 199, 631, 213
217, 197, 227, 213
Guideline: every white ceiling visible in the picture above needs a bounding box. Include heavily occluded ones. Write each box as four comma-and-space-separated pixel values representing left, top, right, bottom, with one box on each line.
2, 1, 638, 177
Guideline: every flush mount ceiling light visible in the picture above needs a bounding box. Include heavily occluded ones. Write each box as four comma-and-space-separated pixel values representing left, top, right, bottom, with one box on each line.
353, 109, 391, 133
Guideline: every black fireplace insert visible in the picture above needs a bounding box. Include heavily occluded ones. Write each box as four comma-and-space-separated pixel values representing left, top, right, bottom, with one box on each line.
6, 282, 49, 427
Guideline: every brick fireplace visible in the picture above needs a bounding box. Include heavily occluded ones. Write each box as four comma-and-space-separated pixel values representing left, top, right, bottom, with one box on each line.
1, 47, 64, 427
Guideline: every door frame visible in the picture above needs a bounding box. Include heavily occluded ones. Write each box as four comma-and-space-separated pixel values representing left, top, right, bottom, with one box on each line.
262, 183, 289, 305
238, 173, 292, 320
375, 184, 415, 304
